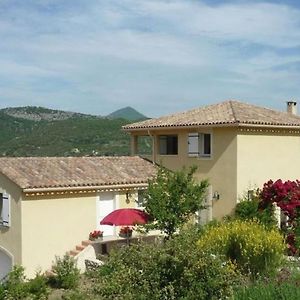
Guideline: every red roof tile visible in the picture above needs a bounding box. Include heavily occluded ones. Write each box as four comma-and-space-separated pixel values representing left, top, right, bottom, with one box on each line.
0, 156, 156, 190
123, 100, 300, 130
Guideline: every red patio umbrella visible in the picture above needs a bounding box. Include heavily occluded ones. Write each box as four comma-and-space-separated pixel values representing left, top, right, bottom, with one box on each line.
100, 208, 150, 245
100, 208, 150, 226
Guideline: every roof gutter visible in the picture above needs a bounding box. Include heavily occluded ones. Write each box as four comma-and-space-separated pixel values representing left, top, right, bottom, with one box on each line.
23, 182, 149, 193
123, 123, 300, 132
237, 123, 300, 130
122, 123, 238, 132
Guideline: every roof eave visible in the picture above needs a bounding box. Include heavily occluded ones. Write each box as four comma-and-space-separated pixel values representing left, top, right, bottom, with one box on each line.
123, 122, 300, 132
238, 123, 300, 130
122, 122, 239, 132
23, 182, 149, 194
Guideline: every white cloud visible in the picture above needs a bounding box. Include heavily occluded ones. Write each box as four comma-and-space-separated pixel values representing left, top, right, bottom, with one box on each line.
133, 1, 300, 47
0, 0, 299, 116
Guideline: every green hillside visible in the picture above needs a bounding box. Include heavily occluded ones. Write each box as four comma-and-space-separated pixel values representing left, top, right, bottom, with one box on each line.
0, 112, 132, 157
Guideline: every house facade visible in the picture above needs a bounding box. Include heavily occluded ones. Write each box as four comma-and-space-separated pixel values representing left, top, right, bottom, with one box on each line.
123, 100, 300, 222
0, 156, 156, 279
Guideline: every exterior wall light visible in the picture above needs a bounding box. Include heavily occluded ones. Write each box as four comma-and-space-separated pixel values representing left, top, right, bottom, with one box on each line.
213, 191, 220, 200
125, 191, 132, 204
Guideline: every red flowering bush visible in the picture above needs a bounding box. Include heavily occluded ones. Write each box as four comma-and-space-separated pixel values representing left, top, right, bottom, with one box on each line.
119, 226, 133, 236
89, 230, 103, 240
260, 179, 300, 255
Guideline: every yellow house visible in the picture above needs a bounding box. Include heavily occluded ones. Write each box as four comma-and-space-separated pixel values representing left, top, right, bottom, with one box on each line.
123, 100, 300, 222
0, 156, 156, 279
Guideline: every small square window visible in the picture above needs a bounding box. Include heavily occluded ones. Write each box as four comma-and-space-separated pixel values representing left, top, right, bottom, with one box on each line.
159, 135, 178, 155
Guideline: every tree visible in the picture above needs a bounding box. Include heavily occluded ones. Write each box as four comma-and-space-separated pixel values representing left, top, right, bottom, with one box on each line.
142, 166, 208, 239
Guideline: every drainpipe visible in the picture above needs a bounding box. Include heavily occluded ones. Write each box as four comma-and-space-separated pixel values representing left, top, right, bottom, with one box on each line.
207, 185, 213, 222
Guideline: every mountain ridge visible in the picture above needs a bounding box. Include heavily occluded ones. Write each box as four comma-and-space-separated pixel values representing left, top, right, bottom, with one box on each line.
107, 106, 147, 120
0, 105, 147, 122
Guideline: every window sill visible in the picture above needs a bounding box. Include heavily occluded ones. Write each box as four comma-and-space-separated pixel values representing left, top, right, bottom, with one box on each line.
188, 155, 212, 160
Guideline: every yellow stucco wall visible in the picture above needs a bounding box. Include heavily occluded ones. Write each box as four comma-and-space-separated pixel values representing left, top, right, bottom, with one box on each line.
0, 175, 22, 266
132, 127, 238, 219
21, 190, 140, 277
119, 191, 137, 209
237, 128, 300, 199
21, 194, 96, 277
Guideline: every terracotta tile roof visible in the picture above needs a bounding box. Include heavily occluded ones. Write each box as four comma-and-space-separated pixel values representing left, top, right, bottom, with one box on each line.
123, 100, 300, 130
0, 156, 157, 191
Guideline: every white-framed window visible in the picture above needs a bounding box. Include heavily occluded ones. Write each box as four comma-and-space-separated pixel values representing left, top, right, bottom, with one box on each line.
159, 135, 178, 155
0, 193, 10, 227
188, 133, 212, 157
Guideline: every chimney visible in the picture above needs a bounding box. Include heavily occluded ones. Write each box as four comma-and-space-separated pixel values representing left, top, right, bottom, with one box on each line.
287, 101, 297, 115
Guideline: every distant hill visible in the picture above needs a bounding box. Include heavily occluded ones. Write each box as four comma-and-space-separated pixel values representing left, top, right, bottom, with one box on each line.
107, 106, 147, 121
0, 106, 151, 157
1, 106, 93, 121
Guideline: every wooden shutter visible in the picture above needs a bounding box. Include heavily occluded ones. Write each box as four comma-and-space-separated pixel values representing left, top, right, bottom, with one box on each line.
1, 194, 10, 227
188, 133, 199, 157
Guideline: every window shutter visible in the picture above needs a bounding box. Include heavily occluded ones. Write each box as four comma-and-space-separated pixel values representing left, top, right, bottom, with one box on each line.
188, 133, 199, 157
1, 194, 10, 227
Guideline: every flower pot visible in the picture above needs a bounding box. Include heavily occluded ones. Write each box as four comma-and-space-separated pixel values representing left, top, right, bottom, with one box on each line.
89, 236, 103, 241
119, 232, 132, 238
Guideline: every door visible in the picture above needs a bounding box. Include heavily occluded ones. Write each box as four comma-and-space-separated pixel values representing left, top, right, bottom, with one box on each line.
97, 192, 116, 236
0, 248, 12, 281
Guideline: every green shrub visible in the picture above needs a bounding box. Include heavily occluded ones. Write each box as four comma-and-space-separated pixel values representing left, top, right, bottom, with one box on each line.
197, 219, 285, 278
232, 282, 300, 299
51, 254, 80, 289
62, 290, 91, 300
0, 266, 50, 300
91, 225, 242, 299
0, 285, 4, 299
27, 272, 49, 300
0, 265, 28, 300
234, 198, 277, 228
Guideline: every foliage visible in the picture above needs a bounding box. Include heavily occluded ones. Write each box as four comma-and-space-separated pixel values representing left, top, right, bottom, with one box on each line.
232, 282, 300, 300
27, 272, 49, 300
90, 225, 242, 300
0, 266, 49, 300
142, 166, 208, 238
0, 266, 28, 300
62, 290, 92, 300
234, 190, 277, 228
51, 254, 80, 289
197, 219, 285, 278
0, 111, 142, 157
260, 179, 300, 255
233, 261, 300, 299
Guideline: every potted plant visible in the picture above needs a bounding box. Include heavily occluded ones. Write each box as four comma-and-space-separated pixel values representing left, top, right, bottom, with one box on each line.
89, 230, 103, 241
119, 226, 133, 238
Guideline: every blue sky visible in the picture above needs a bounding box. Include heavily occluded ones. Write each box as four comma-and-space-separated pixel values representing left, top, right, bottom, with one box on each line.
0, 0, 299, 117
